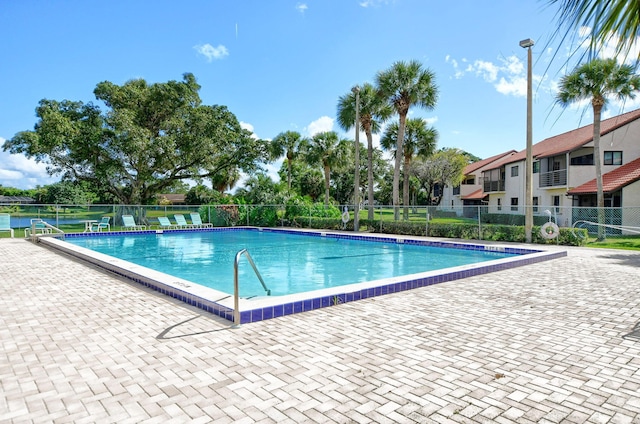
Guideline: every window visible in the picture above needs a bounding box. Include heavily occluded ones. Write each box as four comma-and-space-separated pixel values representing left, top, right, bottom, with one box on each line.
453, 185, 460, 195
463, 176, 475, 185
570, 153, 594, 165
533, 161, 539, 174
511, 166, 519, 177
604, 151, 622, 165
497, 198, 502, 211
533, 196, 539, 213
553, 195, 560, 213
511, 197, 519, 211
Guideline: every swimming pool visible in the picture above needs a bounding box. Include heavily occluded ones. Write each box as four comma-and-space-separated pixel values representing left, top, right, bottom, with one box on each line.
63, 229, 519, 297
41, 227, 566, 324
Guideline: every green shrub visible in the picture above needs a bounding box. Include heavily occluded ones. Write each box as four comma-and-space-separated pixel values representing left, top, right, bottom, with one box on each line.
285, 197, 341, 222
292, 216, 345, 230
354, 220, 587, 246
247, 205, 279, 227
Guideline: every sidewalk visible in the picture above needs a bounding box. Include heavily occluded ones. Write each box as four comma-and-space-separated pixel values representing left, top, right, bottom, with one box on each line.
1, 238, 639, 423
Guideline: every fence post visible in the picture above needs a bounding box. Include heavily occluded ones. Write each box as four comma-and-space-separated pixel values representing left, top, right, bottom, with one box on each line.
477, 206, 482, 240
425, 208, 429, 236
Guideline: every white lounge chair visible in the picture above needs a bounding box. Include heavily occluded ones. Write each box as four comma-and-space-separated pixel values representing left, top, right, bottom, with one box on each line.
174, 214, 197, 229
0, 213, 14, 238
122, 215, 146, 230
189, 212, 213, 228
154, 216, 179, 229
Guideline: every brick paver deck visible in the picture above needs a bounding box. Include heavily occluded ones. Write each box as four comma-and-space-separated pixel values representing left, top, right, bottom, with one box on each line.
1, 238, 639, 423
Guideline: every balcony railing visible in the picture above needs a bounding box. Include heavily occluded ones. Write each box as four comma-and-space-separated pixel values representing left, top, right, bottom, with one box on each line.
539, 169, 567, 187
483, 180, 505, 192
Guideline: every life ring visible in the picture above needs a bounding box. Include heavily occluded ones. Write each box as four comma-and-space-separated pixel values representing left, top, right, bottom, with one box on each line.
341, 208, 350, 224
540, 222, 560, 239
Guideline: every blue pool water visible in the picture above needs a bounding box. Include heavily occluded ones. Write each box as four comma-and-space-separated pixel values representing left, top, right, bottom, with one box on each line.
66, 229, 517, 297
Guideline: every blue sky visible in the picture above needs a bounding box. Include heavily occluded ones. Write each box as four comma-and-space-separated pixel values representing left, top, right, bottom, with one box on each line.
1, 0, 639, 190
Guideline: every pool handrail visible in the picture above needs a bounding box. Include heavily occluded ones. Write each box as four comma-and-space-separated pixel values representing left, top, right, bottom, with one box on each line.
25, 219, 64, 239
233, 248, 271, 327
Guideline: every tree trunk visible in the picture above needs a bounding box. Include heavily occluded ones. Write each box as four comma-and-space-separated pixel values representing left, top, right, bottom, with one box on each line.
323, 163, 331, 206
592, 101, 605, 240
287, 158, 292, 193
403, 154, 411, 220
393, 114, 406, 220
366, 129, 375, 220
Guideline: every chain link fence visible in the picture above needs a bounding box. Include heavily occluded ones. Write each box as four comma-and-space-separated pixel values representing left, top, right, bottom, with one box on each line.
1, 202, 639, 238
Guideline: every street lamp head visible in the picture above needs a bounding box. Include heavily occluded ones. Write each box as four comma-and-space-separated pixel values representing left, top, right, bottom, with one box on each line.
351, 85, 360, 94
519, 38, 534, 48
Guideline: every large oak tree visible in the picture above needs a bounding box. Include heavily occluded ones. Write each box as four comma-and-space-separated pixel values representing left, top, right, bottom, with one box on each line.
3, 73, 269, 205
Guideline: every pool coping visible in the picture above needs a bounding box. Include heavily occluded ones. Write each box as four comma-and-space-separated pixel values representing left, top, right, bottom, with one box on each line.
39, 227, 567, 324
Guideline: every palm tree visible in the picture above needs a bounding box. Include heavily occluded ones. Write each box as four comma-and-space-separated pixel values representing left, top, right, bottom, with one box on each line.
556, 57, 640, 239
337, 83, 392, 219
211, 167, 240, 193
270, 131, 305, 193
380, 118, 438, 219
376, 60, 438, 220
548, 0, 639, 61
304, 131, 350, 206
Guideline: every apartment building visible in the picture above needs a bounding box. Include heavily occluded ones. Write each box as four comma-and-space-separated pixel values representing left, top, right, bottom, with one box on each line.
443, 108, 640, 227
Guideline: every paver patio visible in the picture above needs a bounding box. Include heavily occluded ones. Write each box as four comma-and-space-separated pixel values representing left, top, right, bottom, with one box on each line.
1, 237, 639, 423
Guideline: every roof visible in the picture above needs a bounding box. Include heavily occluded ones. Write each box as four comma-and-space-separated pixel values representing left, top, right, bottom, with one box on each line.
0, 195, 35, 203
156, 193, 186, 204
462, 189, 487, 200
484, 108, 640, 172
464, 150, 517, 174
567, 157, 640, 195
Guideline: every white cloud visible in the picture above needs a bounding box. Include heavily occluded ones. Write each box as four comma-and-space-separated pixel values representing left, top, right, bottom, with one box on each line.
424, 116, 438, 126
0, 138, 59, 189
445, 55, 464, 79
295, 3, 308, 13
448, 53, 547, 98
240, 121, 261, 140
306, 116, 334, 136
495, 76, 527, 97
472, 60, 500, 82
359, 0, 394, 7
597, 33, 640, 64
563, 25, 640, 65
193, 43, 229, 62
240, 121, 254, 133
502, 55, 524, 75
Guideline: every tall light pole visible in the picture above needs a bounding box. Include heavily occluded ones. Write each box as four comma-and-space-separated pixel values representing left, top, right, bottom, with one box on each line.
520, 38, 534, 243
352, 85, 361, 232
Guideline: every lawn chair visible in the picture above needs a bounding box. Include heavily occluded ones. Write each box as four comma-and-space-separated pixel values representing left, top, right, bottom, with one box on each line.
174, 214, 197, 229
122, 215, 146, 230
189, 212, 213, 228
155, 216, 178, 229
0, 213, 14, 238
91, 216, 111, 232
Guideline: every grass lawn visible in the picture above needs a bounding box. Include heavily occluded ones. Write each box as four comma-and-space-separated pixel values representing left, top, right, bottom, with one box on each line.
584, 236, 640, 251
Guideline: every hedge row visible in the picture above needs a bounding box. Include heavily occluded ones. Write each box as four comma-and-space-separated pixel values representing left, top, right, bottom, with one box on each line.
289, 217, 586, 246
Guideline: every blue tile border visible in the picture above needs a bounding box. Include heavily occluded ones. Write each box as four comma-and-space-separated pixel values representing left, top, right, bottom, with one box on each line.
52, 227, 565, 325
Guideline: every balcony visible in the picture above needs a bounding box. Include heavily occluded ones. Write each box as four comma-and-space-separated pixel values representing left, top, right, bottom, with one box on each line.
539, 169, 567, 187
483, 180, 505, 192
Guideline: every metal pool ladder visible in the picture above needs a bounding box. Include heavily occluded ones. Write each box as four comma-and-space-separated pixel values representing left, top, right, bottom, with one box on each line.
233, 249, 271, 326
